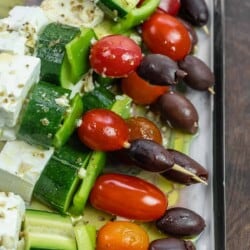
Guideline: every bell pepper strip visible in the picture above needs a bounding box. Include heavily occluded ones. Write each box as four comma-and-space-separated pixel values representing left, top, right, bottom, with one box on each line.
37, 23, 96, 88
53, 94, 83, 148
112, 0, 160, 33
69, 151, 106, 215
74, 223, 96, 250
33, 143, 91, 213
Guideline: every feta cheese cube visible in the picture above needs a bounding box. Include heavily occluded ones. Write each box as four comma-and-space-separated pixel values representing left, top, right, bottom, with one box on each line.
0, 140, 54, 202
0, 6, 49, 55
0, 53, 40, 128
0, 192, 25, 250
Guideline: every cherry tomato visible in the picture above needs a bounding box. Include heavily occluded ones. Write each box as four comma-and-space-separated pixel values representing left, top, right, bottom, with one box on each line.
90, 173, 168, 221
121, 71, 168, 105
141, 12, 191, 61
158, 0, 181, 16
90, 35, 142, 78
77, 109, 129, 151
126, 117, 163, 144
96, 221, 149, 250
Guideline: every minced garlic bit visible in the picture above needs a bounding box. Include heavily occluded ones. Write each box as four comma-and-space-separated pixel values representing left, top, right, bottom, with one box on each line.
40, 118, 50, 126
55, 94, 70, 107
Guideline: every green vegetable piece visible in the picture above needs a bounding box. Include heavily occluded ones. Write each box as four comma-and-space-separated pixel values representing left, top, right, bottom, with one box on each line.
61, 27, 96, 88
17, 82, 71, 148
34, 144, 90, 213
70, 151, 106, 215
24, 209, 77, 250
37, 23, 96, 88
97, 0, 140, 18
82, 85, 115, 113
112, 0, 160, 33
54, 94, 83, 148
74, 223, 96, 250
111, 94, 132, 119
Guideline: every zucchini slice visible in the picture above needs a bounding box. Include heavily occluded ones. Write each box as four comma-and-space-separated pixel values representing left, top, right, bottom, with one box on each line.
37, 23, 96, 88
17, 82, 82, 148
24, 209, 77, 250
33, 143, 91, 213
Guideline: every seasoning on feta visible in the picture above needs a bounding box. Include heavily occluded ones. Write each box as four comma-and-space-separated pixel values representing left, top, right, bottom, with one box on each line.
0, 53, 40, 140
0, 140, 54, 202
0, 6, 49, 55
0, 192, 25, 250
41, 0, 104, 28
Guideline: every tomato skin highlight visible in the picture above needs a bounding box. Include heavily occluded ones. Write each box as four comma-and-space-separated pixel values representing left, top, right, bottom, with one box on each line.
142, 12, 191, 61
96, 221, 149, 250
90, 173, 168, 221
90, 35, 142, 78
77, 109, 129, 151
121, 71, 168, 105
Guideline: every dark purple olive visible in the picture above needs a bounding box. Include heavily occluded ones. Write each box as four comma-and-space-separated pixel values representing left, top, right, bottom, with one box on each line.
162, 149, 208, 185
136, 54, 187, 86
179, 0, 209, 27
178, 55, 215, 91
156, 207, 206, 237
155, 91, 199, 134
126, 139, 174, 172
177, 18, 198, 50
149, 238, 196, 250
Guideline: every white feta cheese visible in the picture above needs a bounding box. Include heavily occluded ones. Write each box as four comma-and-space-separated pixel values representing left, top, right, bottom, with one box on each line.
0, 192, 25, 250
0, 6, 49, 55
41, 0, 104, 28
0, 140, 54, 202
0, 53, 40, 129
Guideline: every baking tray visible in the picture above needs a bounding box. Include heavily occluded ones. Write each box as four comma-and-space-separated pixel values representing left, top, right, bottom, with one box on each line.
0, 0, 225, 249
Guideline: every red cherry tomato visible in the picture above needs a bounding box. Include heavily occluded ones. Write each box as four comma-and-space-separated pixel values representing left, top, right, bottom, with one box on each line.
141, 12, 191, 61
90, 35, 142, 78
121, 71, 168, 105
158, 0, 181, 15
97, 221, 149, 250
90, 173, 168, 221
77, 109, 129, 151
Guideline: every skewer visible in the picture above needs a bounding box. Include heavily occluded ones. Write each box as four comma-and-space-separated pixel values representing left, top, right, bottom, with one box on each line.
208, 87, 215, 95
172, 164, 208, 185
202, 25, 209, 35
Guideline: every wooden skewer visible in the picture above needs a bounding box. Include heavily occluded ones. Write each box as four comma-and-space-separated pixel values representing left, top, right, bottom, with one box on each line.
172, 164, 208, 185
202, 25, 209, 35
208, 87, 215, 95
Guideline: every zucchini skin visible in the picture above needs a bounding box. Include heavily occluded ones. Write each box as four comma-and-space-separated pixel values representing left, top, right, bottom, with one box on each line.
17, 82, 71, 148
33, 143, 90, 213
37, 22, 80, 85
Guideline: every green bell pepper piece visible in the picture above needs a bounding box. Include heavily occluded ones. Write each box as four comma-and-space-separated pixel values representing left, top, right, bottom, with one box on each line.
112, 0, 160, 33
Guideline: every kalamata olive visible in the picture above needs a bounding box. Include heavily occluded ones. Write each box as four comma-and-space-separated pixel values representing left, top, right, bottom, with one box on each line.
149, 237, 196, 250
126, 139, 174, 172
179, 0, 209, 27
156, 207, 206, 237
178, 18, 198, 50
162, 149, 208, 185
178, 55, 215, 91
155, 91, 199, 134
136, 54, 187, 86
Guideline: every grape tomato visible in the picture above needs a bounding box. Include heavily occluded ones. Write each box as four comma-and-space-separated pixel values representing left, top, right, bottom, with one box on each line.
141, 12, 192, 61
97, 221, 149, 250
77, 109, 129, 151
90, 173, 168, 221
90, 35, 142, 78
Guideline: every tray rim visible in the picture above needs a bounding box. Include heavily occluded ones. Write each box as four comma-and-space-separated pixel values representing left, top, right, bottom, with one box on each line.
213, 0, 226, 249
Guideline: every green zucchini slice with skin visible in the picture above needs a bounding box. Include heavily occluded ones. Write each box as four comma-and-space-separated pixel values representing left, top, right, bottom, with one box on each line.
17, 82, 82, 148
37, 23, 96, 88
24, 209, 77, 250
33, 143, 91, 213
